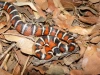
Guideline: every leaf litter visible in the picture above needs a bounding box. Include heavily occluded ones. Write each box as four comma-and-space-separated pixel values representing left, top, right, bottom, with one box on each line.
0, 0, 100, 75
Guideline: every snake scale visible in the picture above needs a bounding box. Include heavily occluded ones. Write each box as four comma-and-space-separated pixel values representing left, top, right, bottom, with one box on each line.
0, 1, 79, 60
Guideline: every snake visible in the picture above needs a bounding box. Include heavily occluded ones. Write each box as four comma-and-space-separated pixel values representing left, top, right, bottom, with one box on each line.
0, 1, 79, 60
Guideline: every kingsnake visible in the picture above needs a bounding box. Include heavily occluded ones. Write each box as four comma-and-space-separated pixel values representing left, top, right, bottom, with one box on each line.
0, 1, 79, 60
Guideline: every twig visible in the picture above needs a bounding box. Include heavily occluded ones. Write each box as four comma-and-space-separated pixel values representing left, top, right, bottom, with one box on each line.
0, 54, 10, 68
0, 43, 16, 60
21, 56, 30, 75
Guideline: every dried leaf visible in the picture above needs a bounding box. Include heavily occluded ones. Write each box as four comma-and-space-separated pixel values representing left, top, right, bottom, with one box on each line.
60, 0, 83, 7
53, 0, 64, 10
31, 65, 47, 74
76, 40, 86, 57
68, 25, 96, 35
41, 1, 48, 10
0, 0, 100, 74
0, 68, 12, 75
90, 36, 100, 43
3, 0, 15, 2
34, 0, 48, 10
0, 22, 6, 30
13, 64, 21, 75
2, 11, 10, 22
79, 16, 98, 24
35, 5, 46, 18
54, 18, 69, 29
62, 66, 69, 74
63, 54, 80, 65
0, 42, 3, 53
59, 13, 75, 27
0, 22, 11, 34
53, 8, 75, 29
47, 0, 56, 12
34, 0, 46, 5
60, 0, 75, 11
78, 6, 98, 16
84, 11, 95, 16
15, 6, 32, 20
46, 64, 64, 75
89, 0, 100, 3
70, 70, 84, 75
15, 50, 28, 65
13, 2, 37, 11
3, 30, 35, 55
16, 0, 28, 2
82, 45, 100, 74
97, 42, 100, 49
25, 67, 41, 75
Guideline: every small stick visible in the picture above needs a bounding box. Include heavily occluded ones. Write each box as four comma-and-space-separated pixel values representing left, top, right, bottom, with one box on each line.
21, 56, 30, 75
0, 54, 10, 68
0, 43, 16, 60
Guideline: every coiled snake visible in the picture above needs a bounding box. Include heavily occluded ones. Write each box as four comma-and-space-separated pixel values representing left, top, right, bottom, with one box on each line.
0, 1, 79, 60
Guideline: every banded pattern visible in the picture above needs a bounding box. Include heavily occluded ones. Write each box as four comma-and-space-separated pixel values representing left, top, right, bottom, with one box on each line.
34, 36, 77, 60
0, 1, 79, 60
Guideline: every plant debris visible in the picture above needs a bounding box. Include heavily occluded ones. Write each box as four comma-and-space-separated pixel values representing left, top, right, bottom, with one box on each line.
0, 0, 100, 75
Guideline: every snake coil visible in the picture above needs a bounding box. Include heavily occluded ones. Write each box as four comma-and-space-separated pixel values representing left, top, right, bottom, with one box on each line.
0, 1, 79, 60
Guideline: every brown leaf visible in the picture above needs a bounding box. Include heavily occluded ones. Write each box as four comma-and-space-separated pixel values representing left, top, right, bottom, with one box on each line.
4, 30, 35, 55
53, 8, 75, 29
53, 0, 64, 10
63, 54, 80, 65
97, 42, 100, 50
0, 22, 11, 35
0, 11, 11, 34
25, 69, 41, 75
15, 6, 32, 20
16, 0, 28, 2
34, 0, 46, 5
34, 0, 48, 10
35, 5, 46, 18
0, 68, 12, 75
84, 11, 95, 17
70, 70, 84, 75
58, 13, 75, 28
47, 0, 56, 12
89, 0, 100, 3
0, 41, 3, 53
2, 10, 10, 22
60, 0, 75, 11
0, 22, 7, 29
68, 25, 95, 35
79, 16, 98, 24
62, 66, 70, 74
46, 64, 64, 75
15, 50, 28, 65
78, 6, 98, 16
90, 36, 100, 43
13, 64, 21, 75
3, 0, 15, 3
13, 2, 37, 11
32, 65, 47, 74
41, 1, 48, 10
75, 39, 87, 57
82, 45, 100, 74
60, 0, 83, 7
54, 18, 69, 29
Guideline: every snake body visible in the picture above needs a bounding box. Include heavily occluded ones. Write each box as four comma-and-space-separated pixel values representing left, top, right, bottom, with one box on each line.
0, 1, 79, 60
